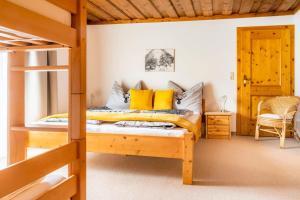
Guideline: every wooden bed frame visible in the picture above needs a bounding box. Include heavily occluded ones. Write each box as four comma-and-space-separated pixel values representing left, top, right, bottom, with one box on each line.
0, 0, 87, 199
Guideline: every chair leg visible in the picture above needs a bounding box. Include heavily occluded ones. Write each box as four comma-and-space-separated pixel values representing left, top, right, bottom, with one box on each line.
280, 123, 286, 148
255, 123, 260, 140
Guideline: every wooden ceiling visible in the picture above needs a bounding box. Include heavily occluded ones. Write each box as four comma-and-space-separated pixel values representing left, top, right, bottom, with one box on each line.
0, 27, 64, 50
87, 0, 300, 24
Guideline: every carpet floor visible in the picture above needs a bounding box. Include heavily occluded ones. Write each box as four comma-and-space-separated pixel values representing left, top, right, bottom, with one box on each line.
2, 136, 300, 200
85, 136, 300, 200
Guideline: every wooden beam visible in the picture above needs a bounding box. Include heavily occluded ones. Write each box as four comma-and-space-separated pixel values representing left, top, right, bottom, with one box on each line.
0, 36, 30, 46
11, 125, 68, 132
0, 142, 77, 198
129, 0, 162, 18
151, 0, 179, 18
89, 0, 130, 20
88, 9, 295, 24
46, 0, 78, 14
239, 0, 254, 14
192, 0, 203, 15
10, 65, 69, 72
69, 0, 87, 199
87, 1, 115, 20
199, 0, 213, 16
223, 0, 234, 15
277, 0, 298, 11
109, 0, 146, 19
0, 44, 67, 51
0, 0, 76, 47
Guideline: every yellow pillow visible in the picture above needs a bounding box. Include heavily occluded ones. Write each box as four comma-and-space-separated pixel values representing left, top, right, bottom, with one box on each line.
130, 89, 153, 110
154, 90, 174, 110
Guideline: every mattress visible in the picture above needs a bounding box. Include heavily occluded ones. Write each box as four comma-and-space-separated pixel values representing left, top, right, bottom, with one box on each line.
2, 174, 65, 200
30, 121, 188, 137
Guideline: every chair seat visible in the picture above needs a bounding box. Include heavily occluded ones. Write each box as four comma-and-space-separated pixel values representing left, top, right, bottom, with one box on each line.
259, 113, 293, 120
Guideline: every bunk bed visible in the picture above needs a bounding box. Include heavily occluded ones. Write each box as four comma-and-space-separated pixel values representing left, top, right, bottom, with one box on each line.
0, 0, 86, 199
1, 0, 201, 186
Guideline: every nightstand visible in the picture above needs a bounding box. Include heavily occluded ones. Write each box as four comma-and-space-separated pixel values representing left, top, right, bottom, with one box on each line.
205, 112, 232, 139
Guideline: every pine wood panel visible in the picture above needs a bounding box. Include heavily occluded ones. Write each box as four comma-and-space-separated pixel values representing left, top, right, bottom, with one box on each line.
130, 0, 162, 18
237, 25, 294, 136
109, 0, 146, 19
87, 2, 115, 21
87, 0, 300, 24
152, 0, 179, 17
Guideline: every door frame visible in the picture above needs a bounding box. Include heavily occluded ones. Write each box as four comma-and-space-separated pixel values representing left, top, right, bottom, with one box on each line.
236, 25, 295, 135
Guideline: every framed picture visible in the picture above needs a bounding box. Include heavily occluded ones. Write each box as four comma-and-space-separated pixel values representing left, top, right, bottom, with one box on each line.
145, 49, 175, 72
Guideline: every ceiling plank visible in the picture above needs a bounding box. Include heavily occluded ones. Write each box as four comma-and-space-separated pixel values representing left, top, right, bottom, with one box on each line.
213, 0, 223, 14
270, 0, 284, 11
258, 0, 275, 12
129, 0, 162, 18
239, 0, 254, 14
87, 14, 102, 22
87, 2, 115, 20
170, 0, 186, 17
290, 0, 300, 9
192, 0, 203, 15
46, 0, 77, 14
179, 0, 196, 16
0, 42, 9, 47
109, 0, 146, 19
0, 30, 48, 45
200, 0, 213, 16
250, 0, 263, 12
223, 0, 234, 15
232, 0, 242, 13
89, 9, 295, 24
277, 0, 298, 11
89, 0, 130, 20
151, 0, 179, 18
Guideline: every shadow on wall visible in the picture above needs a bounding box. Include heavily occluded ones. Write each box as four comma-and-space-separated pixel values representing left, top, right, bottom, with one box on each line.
203, 82, 219, 112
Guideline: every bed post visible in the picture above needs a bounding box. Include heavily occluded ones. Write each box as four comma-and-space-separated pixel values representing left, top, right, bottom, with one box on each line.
69, 0, 87, 200
8, 51, 28, 164
182, 131, 194, 185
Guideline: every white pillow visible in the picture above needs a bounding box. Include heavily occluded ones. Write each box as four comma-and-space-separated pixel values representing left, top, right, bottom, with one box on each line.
168, 81, 203, 114
106, 81, 142, 109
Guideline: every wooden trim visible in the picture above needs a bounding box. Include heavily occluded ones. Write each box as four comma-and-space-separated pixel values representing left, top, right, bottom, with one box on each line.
0, 44, 68, 51
0, 0, 76, 47
37, 176, 77, 200
46, 0, 78, 14
88, 10, 295, 25
10, 65, 69, 72
0, 142, 77, 198
11, 125, 68, 132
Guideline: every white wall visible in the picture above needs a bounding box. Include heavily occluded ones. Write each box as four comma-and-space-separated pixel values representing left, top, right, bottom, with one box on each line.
87, 15, 298, 131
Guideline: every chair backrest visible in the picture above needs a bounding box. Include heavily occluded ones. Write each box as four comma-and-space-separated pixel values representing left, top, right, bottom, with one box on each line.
268, 96, 300, 115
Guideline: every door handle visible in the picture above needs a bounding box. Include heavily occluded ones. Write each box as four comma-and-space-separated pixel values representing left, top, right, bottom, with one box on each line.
243, 75, 251, 87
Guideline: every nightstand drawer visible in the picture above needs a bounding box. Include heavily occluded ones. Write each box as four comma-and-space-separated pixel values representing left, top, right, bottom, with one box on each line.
207, 125, 229, 135
207, 116, 229, 125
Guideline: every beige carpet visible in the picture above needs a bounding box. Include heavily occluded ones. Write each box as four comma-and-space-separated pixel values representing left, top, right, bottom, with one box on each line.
3, 136, 300, 200
85, 136, 300, 200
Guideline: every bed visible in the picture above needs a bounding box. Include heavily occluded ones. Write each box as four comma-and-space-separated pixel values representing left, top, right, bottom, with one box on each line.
19, 106, 203, 185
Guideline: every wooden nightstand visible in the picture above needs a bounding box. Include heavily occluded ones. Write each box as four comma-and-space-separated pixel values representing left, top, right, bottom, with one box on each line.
205, 112, 232, 139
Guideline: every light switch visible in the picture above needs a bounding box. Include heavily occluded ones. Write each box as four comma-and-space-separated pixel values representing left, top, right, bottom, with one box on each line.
230, 72, 234, 80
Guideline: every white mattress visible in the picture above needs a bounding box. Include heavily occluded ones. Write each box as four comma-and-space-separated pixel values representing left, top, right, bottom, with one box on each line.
2, 174, 65, 200
30, 121, 188, 137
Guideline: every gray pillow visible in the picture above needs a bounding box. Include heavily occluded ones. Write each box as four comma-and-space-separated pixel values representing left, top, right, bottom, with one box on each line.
168, 81, 203, 114
106, 81, 142, 109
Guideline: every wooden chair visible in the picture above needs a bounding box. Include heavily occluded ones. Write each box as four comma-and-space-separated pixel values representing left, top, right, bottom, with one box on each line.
255, 96, 300, 148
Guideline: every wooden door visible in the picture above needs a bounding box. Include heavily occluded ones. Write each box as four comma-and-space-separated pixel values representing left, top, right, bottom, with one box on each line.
237, 25, 294, 136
